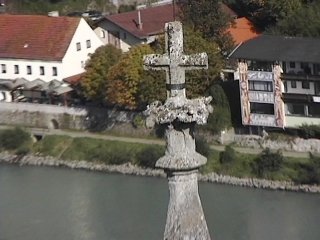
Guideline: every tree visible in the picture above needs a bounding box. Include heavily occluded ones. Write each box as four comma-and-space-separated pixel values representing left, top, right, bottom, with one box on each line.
230, 0, 303, 30
81, 45, 122, 102
206, 83, 232, 134
270, 2, 320, 37
181, 0, 234, 53
106, 44, 157, 109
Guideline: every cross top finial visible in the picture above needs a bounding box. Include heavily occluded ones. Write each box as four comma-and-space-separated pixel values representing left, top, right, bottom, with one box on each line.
143, 21, 208, 98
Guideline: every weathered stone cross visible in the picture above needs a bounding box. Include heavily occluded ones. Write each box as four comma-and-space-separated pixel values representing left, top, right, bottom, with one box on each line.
143, 21, 212, 240
143, 21, 208, 98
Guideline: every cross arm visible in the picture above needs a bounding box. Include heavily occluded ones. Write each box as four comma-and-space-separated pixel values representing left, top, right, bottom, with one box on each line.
181, 53, 208, 69
143, 54, 170, 70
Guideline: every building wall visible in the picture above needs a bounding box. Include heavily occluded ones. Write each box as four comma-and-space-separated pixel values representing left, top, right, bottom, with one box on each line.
0, 18, 103, 82
0, 58, 63, 82
286, 80, 315, 95
94, 21, 144, 52
62, 18, 103, 78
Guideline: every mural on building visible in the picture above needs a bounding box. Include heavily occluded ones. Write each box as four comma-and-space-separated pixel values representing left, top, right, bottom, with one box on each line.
238, 61, 251, 125
273, 64, 285, 128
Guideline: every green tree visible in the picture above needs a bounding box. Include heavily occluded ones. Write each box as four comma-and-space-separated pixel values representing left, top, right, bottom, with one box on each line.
181, 0, 234, 53
206, 83, 232, 134
81, 45, 122, 102
270, 2, 320, 37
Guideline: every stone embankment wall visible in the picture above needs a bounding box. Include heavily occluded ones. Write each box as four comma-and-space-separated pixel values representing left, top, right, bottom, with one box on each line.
1, 152, 319, 193
0, 102, 135, 130
234, 135, 320, 153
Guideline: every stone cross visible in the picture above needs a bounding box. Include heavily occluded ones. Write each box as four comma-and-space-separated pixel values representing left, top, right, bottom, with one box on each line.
144, 21, 212, 240
143, 21, 208, 98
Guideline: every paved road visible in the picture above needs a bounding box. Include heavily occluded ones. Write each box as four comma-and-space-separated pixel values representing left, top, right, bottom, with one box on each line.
0, 125, 310, 158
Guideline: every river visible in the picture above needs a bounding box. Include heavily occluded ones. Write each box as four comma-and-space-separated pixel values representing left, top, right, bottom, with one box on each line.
0, 164, 319, 240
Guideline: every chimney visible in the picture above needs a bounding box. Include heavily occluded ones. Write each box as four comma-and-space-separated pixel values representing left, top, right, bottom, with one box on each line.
48, 11, 59, 17
137, 10, 143, 30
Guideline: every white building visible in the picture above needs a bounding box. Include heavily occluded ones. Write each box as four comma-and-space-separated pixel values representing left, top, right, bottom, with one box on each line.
229, 35, 320, 129
0, 14, 103, 102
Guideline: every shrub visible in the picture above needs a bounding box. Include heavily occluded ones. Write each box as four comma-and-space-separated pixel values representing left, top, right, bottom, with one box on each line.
294, 154, 320, 184
135, 145, 164, 168
299, 124, 320, 139
132, 114, 145, 128
252, 148, 284, 178
0, 127, 31, 150
195, 137, 211, 157
219, 144, 237, 164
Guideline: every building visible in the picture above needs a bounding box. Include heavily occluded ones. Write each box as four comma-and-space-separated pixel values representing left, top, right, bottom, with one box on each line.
94, 2, 176, 52
95, 1, 258, 52
229, 35, 320, 129
0, 14, 103, 102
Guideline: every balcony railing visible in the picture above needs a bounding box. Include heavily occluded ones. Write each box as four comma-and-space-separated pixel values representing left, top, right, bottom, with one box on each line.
282, 72, 320, 81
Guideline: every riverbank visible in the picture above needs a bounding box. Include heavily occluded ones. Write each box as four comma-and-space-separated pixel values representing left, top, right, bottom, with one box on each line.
1, 152, 319, 194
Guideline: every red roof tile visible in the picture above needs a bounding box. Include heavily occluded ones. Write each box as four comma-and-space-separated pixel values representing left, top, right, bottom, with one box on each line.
0, 15, 80, 61
63, 72, 84, 85
227, 17, 261, 45
105, 3, 176, 39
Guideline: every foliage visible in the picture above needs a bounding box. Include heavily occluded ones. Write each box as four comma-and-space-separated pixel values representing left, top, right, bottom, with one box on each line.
298, 124, 320, 139
252, 148, 284, 178
293, 153, 320, 184
206, 83, 232, 134
0, 127, 31, 150
118, 4, 136, 13
135, 145, 164, 168
107, 44, 165, 109
81, 45, 122, 102
219, 144, 237, 164
181, 0, 235, 53
270, 2, 320, 37
132, 114, 145, 128
195, 137, 211, 158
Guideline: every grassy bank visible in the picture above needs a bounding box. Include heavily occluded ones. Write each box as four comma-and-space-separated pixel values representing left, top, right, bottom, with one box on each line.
0, 127, 319, 185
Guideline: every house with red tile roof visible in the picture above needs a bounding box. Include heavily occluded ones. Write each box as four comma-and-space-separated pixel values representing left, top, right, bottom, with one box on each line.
94, 3, 176, 52
95, 2, 258, 52
0, 14, 103, 102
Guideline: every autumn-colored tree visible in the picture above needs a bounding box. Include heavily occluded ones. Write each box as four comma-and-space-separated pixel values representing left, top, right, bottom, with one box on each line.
106, 44, 157, 109
81, 45, 122, 102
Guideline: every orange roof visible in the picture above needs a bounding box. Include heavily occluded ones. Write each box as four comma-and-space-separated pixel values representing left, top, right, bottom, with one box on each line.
63, 73, 84, 85
227, 17, 260, 45
0, 15, 80, 61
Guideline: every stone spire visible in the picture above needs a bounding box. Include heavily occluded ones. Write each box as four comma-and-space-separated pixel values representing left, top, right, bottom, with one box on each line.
144, 21, 212, 240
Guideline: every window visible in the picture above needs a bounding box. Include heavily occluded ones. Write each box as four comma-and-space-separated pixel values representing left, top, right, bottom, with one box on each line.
76, 42, 81, 51
86, 40, 91, 48
27, 65, 32, 75
40, 66, 45, 75
286, 103, 305, 115
123, 32, 127, 39
302, 81, 310, 89
52, 67, 57, 76
301, 62, 308, 69
14, 65, 19, 74
1, 64, 6, 73
248, 81, 273, 92
250, 103, 274, 114
291, 80, 297, 88
289, 62, 295, 68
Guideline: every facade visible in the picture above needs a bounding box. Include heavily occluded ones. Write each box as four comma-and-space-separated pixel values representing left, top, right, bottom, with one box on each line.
0, 14, 103, 102
94, 2, 175, 52
229, 35, 320, 129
